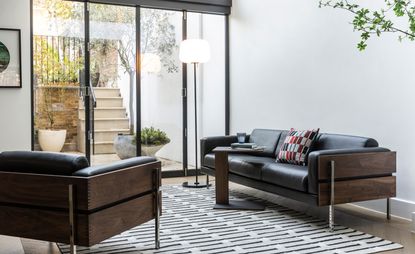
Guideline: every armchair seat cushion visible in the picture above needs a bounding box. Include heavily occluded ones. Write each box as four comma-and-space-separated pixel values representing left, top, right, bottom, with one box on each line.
204, 153, 275, 180
73, 156, 157, 177
262, 163, 308, 192
0, 151, 89, 176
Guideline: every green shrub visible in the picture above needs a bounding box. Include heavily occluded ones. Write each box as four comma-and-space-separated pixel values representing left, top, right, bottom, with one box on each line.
134, 127, 170, 146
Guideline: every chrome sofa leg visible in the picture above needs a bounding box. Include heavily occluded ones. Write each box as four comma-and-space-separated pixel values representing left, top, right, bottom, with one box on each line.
329, 161, 335, 232
387, 198, 391, 220
69, 185, 76, 254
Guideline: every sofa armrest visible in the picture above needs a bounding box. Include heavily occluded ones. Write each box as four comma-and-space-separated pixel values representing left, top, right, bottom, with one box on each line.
201, 135, 246, 160
72, 156, 157, 177
307, 147, 393, 194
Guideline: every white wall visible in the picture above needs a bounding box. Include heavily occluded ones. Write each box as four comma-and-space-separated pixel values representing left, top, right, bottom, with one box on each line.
0, 0, 31, 151
230, 0, 415, 219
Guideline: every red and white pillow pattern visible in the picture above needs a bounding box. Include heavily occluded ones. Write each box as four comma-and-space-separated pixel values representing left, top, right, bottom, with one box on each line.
277, 128, 320, 166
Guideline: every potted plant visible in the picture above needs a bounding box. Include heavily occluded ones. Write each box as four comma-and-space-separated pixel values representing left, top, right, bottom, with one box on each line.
37, 85, 67, 152
141, 127, 171, 156
114, 127, 170, 159
34, 36, 82, 153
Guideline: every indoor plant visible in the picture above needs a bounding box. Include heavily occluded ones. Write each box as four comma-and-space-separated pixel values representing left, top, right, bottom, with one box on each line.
114, 127, 170, 159
37, 87, 67, 152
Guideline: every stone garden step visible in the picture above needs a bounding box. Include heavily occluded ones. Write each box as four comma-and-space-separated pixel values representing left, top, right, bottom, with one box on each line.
79, 97, 123, 108
93, 87, 121, 97
79, 118, 130, 130
79, 107, 127, 118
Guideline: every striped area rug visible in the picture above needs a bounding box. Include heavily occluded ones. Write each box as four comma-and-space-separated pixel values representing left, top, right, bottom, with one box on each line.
59, 185, 402, 254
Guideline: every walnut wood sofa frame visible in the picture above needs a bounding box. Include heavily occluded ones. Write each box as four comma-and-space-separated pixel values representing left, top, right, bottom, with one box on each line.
205, 151, 396, 231
315, 151, 396, 230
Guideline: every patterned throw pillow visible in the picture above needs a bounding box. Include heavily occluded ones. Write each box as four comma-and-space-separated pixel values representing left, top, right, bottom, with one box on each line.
277, 128, 320, 166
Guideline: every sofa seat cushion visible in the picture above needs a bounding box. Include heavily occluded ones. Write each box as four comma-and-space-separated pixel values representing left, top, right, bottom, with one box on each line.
73, 156, 157, 177
203, 153, 275, 180
262, 162, 308, 192
0, 151, 89, 176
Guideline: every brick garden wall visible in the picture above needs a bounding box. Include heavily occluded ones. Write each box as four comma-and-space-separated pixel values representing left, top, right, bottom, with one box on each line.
34, 84, 80, 151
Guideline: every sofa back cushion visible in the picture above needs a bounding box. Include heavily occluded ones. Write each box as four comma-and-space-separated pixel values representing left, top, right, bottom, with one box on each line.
0, 151, 89, 176
274, 130, 290, 157
313, 133, 379, 150
249, 129, 282, 157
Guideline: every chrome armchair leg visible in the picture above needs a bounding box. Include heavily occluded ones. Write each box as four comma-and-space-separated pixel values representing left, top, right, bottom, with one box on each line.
387, 198, 391, 220
154, 168, 161, 250
329, 205, 334, 232
329, 160, 335, 232
69, 185, 76, 254
155, 190, 160, 249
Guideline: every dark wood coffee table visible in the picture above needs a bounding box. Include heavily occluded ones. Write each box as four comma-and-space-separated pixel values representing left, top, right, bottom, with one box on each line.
213, 146, 265, 210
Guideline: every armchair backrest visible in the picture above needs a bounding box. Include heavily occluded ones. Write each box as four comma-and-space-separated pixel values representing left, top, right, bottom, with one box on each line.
0, 151, 89, 175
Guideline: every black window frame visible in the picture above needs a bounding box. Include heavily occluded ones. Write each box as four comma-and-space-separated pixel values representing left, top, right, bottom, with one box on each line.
30, 0, 231, 178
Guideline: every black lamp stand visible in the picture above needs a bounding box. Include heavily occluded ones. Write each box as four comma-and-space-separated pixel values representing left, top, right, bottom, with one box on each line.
183, 63, 211, 188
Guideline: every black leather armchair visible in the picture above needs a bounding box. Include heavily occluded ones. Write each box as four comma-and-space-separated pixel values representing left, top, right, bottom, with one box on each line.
0, 151, 161, 254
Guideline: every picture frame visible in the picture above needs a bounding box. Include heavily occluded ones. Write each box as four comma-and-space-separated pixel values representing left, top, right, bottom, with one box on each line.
0, 28, 22, 88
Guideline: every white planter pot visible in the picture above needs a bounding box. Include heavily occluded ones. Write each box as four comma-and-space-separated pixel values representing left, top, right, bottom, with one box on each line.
141, 145, 164, 157
38, 129, 67, 152
114, 134, 166, 159
114, 135, 136, 159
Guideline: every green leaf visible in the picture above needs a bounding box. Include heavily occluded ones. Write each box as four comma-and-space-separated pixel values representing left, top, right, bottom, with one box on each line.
357, 41, 367, 51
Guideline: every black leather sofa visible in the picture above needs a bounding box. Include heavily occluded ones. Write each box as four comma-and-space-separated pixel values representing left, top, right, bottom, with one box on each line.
201, 129, 396, 226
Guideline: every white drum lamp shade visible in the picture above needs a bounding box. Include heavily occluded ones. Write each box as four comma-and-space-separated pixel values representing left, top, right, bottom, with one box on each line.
179, 39, 211, 64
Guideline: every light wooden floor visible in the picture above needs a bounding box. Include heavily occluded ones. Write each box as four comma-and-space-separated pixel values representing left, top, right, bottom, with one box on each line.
1, 176, 414, 254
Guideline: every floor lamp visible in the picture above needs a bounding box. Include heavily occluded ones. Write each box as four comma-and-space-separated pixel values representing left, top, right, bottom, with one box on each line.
180, 39, 211, 188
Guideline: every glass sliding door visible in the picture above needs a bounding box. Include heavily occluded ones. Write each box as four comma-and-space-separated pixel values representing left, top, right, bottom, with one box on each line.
140, 9, 184, 172
186, 12, 226, 169
33, 1, 228, 173
33, 0, 86, 156
88, 4, 136, 165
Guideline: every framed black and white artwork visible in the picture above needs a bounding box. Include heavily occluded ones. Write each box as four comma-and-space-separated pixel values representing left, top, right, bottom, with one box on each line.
0, 28, 22, 88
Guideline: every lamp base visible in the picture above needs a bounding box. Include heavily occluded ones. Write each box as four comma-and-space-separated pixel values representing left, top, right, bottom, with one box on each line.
182, 181, 211, 188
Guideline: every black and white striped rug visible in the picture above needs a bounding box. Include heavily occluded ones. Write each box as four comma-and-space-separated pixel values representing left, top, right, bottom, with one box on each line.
59, 185, 402, 254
